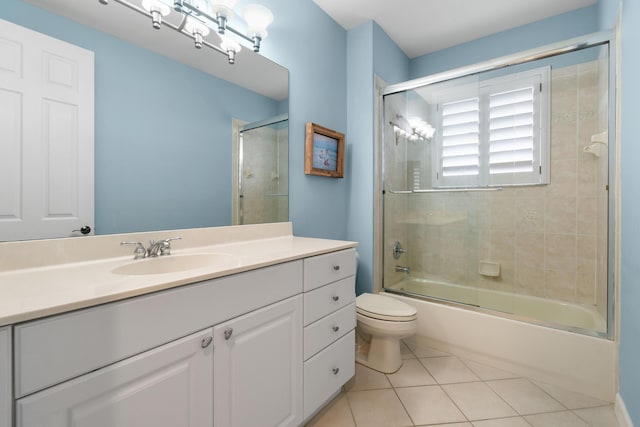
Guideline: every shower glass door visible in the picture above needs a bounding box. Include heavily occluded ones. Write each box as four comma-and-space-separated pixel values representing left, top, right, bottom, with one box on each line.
235, 115, 289, 225
382, 41, 612, 336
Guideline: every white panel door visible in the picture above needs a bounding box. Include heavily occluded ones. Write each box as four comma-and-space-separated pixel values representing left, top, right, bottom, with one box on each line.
16, 328, 214, 427
214, 295, 303, 427
0, 18, 94, 241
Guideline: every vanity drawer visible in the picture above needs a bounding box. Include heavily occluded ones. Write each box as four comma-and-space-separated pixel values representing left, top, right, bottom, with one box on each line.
304, 276, 355, 326
304, 303, 355, 361
303, 249, 357, 292
303, 330, 355, 420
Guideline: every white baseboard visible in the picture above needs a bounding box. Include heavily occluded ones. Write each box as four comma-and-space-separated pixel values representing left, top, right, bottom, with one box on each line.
616, 393, 634, 427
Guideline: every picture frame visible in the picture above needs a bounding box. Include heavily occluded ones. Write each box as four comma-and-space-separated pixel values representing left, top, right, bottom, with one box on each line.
304, 122, 345, 178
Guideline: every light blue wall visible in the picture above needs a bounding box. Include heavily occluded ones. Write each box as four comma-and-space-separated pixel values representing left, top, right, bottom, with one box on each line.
409, 5, 599, 78
2, 0, 280, 234
346, 21, 409, 294
256, 0, 349, 240
619, 0, 640, 421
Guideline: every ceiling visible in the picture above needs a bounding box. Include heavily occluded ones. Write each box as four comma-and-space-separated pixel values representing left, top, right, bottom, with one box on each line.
312, 0, 598, 58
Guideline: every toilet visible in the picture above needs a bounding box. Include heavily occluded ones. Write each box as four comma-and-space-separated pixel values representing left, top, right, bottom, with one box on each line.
355, 293, 417, 373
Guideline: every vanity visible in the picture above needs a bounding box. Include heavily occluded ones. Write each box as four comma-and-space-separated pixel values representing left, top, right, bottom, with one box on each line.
0, 223, 357, 427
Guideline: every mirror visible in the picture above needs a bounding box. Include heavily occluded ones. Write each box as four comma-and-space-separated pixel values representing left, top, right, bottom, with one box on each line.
1, 0, 289, 241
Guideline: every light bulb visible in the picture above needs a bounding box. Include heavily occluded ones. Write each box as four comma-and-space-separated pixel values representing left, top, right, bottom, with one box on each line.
220, 35, 241, 64
242, 4, 273, 51
185, 17, 210, 49
142, 0, 171, 29
211, 0, 237, 33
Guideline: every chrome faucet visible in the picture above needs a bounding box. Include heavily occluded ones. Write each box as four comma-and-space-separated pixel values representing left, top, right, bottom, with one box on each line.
147, 237, 182, 257
395, 265, 410, 274
121, 237, 182, 259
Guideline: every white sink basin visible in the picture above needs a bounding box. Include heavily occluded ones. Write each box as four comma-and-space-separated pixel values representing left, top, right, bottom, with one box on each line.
112, 253, 238, 276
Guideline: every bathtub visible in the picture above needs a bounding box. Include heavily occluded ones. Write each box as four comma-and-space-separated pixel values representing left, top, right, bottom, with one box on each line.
386, 277, 606, 333
383, 280, 617, 402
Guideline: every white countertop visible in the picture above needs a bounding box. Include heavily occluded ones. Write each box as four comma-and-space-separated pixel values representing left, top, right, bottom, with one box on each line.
0, 223, 357, 326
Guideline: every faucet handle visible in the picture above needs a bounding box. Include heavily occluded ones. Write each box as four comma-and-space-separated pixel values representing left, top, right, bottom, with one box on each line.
121, 241, 147, 259
159, 237, 182, 256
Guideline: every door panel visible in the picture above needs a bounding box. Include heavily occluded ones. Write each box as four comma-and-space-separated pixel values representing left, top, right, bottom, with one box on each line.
0, 18, 94, 241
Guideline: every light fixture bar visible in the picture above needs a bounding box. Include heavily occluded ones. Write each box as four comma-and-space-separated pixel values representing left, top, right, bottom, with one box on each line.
175, 1, 256, 46
100, 0, 270, 63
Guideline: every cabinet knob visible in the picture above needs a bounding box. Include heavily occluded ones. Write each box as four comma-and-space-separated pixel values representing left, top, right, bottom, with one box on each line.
224, 328, 233, 340
201, 336, 213, 349
332, 295, 340, 302
332, 325, 340, 332
333, 265, 340, 271
332, 367, 340, 375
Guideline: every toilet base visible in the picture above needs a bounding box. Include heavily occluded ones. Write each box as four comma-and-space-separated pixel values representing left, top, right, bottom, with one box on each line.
355, 331, 403, 374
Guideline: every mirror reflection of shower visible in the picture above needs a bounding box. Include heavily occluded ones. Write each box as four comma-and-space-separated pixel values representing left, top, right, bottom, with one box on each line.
232, 114, 289, 225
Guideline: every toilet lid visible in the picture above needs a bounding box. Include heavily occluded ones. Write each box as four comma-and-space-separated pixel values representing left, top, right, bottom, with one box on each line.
356, 293, 417, 321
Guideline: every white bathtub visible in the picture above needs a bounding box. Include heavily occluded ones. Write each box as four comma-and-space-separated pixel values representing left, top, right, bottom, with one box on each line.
386, 277, 606, 333
383, 284, 617, 402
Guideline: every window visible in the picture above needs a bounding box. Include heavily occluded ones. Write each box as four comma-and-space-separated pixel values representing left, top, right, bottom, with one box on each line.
433, 67, 550, 188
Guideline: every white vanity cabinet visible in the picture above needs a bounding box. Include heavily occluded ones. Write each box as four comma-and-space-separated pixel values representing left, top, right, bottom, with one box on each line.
16, 328, 214, 427
302, 249, 357, 420
0, 327, 11, 427
214, 295, 302, 427
5, 241, 357, 427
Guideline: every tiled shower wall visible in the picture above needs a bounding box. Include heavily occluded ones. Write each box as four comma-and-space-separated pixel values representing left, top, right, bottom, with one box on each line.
236, 123, 289, 225
385, 60, 608, 316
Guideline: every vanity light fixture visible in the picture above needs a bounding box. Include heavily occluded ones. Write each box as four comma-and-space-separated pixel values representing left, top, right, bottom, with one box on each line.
391, 115, 436, 144
98, 0, 273, 64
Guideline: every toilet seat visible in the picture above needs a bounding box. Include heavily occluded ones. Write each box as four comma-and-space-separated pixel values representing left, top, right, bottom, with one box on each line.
356, 293, 417, 322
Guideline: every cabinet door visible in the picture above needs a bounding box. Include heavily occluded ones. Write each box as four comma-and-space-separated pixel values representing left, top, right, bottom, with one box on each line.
16, 328, 213, 427
0, 327, 11, 427
214, 295, 303, 427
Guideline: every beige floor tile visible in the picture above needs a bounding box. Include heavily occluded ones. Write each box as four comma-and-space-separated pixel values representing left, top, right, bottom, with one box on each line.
386, 359, 437, 388
347, 363, 392, 391
419, 423, 471, 427
462, 359, 519, 381
472, 417, 530, 427
396, 385, 468, 425
400, 341, 416, 359
420, 356, 480, 384
530, 379, 610, 409
403, 336, 450, 358
573, 405, 621, 427
305, 393, 355, 427
443, 382, 517, 420
347, 389, 413, 427
524, 410, 590, 426
487, 378, 565, 415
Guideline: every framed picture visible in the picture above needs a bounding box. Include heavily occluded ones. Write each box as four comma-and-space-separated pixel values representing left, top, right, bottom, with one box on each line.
304, 122, 345, 178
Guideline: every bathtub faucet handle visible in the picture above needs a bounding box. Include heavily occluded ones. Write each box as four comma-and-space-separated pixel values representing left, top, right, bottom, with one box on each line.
393, 241, 406, 259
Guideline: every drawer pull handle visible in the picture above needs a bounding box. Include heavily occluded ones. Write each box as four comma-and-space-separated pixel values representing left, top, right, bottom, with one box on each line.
201, 336, 213, 349
224, 328, 233, 340
332, 295, 340, 302
333, 265, 340, 271
332, 367, 340, 375
332, 325, 340, 332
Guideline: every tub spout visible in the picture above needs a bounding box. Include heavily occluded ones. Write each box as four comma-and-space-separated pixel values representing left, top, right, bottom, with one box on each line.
395, 265, 410, 274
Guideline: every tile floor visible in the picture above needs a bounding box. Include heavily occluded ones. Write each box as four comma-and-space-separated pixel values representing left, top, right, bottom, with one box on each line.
306, 336, 619, 427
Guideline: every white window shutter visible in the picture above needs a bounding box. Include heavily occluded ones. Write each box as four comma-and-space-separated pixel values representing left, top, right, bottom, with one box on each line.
432, 66, 549, 188
489, 87, 535, 175
439, 97, 480, 185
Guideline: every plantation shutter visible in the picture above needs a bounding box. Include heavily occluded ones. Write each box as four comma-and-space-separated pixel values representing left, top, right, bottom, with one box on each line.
439, 97, 480, 186
433, 66, 549, 188
488, 86, 538, 185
